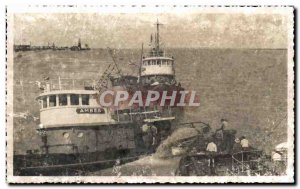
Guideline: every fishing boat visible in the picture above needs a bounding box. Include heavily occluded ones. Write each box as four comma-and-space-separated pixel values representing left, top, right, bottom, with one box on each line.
14, 21, 184, 176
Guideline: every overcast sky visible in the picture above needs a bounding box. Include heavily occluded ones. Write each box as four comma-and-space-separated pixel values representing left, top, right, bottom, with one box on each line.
13, 13, 288, 49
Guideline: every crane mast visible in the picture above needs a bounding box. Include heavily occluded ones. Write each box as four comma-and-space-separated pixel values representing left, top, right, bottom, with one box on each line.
95, 48, 122, 93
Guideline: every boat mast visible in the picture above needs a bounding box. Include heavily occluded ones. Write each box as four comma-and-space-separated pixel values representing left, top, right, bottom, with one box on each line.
155, 19, 162, 55
156, 19, 159, 51
139, 43, 143, 77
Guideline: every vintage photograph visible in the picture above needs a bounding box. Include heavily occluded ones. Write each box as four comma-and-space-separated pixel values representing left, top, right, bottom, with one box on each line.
6, 6, 294, 183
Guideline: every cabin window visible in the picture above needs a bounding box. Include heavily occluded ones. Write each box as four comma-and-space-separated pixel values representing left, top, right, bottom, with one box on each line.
70, 94, 79, 105
157, 60, 162, 66
59, 95, 68, 106
42, 97, 47, 108
49, 95, 56, 107
82, 94, 89, 105
39, 100, 43, 109
162, 60, 167, 65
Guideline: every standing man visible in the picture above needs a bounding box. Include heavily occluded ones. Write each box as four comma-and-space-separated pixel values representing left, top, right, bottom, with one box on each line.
142, 123, 152, 152
112, 158, 122, 176
215, 119, 228, 151
206, 138, 217, 174
216, 119, 228, 132
142, 123, 158, 153
240, 136, 250, 161
232, 138, 242, 153
150, 124, 158, 150
215, 119, 228, 139
240, 136, 249, 150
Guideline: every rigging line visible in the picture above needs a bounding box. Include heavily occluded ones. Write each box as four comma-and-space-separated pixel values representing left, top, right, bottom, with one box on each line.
265, 114, 287, 139
271, 114, 287, 131
107, 47, 122, 77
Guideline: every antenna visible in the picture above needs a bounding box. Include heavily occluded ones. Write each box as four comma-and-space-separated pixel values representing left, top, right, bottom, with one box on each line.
78, 38, 81, 49
139, 43, 144, 77
155, 19, 163, 55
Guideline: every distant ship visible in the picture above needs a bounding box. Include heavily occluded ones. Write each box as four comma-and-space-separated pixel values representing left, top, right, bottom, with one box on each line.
14, 42, 68, 52
70, 38, 91, 51
14, 39, 90, 52
13, 44, 32, 52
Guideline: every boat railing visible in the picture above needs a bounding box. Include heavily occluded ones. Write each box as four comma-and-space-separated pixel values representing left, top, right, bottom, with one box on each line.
231, 150, 265, 175
144, 51, 173, 59
43, 78, 96, 92
113, 106, 175, 123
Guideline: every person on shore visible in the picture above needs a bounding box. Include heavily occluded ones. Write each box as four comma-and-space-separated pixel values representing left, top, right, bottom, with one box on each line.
215, 119, 228, 151
142, 123, 158, 153
240, 136, 249, 150
206, 138, 217, 170
232, 138, 242, 153
240, 136, 250, 161
216, 119, 228, 135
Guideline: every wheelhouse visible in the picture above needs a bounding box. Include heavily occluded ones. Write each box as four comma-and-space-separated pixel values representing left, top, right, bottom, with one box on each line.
36, 90, 114, 128
37, 90, 97, 109
141, 57, 175, 77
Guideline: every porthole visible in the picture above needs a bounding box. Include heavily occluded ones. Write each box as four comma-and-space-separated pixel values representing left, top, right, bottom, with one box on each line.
63, 132, 70, 139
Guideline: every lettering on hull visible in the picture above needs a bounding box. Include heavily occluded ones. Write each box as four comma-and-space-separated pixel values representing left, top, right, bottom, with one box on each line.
76, 107, 105, 114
